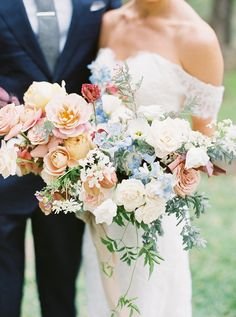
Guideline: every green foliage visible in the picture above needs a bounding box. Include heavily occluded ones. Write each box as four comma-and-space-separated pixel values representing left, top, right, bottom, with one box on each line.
111, 296, 140, 317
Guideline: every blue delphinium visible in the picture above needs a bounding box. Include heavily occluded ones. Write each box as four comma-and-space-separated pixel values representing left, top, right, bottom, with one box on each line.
88, 62, 112, 88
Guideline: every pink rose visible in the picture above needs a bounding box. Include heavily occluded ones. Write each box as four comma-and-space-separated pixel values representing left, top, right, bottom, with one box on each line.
173, 162, 201, 197
0, 103, 22, 140
43, 146, 71, 178
28, 118, 49, 145
45, 93, 93, 138
19, 105, 42, 132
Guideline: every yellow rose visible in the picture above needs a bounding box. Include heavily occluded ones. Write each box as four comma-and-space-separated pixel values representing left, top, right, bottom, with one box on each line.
64, 134, 94, 161
24, 81, 67, 111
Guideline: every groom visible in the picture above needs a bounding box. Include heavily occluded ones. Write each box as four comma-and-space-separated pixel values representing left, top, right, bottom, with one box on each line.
0, 1, 121, 317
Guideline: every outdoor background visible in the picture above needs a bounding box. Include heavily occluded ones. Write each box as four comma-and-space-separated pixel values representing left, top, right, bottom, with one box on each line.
22, 1, 236, 316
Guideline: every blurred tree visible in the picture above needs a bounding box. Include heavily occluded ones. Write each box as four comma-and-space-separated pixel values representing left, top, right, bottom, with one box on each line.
211, 0, 234, 46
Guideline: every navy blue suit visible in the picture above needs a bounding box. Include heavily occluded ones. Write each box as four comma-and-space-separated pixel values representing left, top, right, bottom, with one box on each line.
0, 1, 121, 316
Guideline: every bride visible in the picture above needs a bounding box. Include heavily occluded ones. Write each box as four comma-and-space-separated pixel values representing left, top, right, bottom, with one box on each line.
83, 0, 224, 316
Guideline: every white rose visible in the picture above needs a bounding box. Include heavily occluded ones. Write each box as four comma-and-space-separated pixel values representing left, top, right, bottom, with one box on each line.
101, 95, 122, 115
146, 117, 191, 158
24, 81, 67, 110
127, 118, 150, 140
137, 105, 164, 121
110, 105, 134, 123
135, 198, 166, 224
185, 147, 210, 169
92, 199, 117, 225
0, 140, 18, 178
115, 179, 145, 212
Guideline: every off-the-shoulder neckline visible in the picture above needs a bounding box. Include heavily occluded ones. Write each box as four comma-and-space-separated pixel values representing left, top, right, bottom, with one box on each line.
98, 48, 224, 91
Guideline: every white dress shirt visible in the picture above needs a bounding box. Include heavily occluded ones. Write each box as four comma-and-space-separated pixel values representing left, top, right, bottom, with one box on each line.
22, 0, 73, 52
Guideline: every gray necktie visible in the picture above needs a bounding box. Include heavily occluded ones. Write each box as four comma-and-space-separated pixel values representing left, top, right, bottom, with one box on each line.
35, 0, 60, 72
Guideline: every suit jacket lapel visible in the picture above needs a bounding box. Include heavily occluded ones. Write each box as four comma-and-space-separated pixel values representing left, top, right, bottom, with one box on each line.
53, 0, 80, 81
0, 0, 51, 78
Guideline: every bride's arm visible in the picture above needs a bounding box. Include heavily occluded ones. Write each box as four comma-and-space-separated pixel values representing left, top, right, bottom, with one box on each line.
179, 23, 224, 136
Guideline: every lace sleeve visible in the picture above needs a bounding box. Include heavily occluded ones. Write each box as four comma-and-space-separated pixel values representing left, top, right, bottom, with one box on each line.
178, 69, 225, 120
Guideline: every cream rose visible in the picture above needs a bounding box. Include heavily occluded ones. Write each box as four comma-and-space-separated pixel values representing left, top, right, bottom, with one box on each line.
0, 140, 18, 178
64, 134, 94, 161
46, 93, 93, 138
185, 147, 210, 169
115, 179, 145, 212
92, 199, 117, 225
173, 162, 201, 197
24, 81, 67, 110
146, 117, 191, 158
135, 198, 166, 224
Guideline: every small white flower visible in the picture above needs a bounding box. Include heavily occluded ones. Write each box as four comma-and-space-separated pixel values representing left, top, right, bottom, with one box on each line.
135, 198, 166, 224
185, 147, 210, 169
92, 199, 117, 225
115, 179, 145, 212
127, 118, 150, 140
52, 199, 81, 214
0, 140, 18, 178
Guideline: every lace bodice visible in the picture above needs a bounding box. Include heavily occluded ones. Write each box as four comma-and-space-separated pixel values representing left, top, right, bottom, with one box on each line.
90, 48, 224, 119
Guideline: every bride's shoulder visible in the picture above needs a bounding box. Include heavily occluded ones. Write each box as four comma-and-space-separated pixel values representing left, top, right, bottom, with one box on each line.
99, 6, 126, 47
174, 3, 224, 85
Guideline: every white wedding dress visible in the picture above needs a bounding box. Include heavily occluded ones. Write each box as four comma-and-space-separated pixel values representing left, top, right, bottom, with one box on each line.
82, 48, 224, 317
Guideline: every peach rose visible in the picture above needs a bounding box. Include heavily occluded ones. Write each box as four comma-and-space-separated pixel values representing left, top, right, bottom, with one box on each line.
0, 103, 22, 139
30, 136, 62, 158
24, 81, 67, 111
99, 170, 117, 189
28, 118, 49, 145
173, 162, 201, 197
45, 93, 93, 138
43, 146, 71, 178
64, 134, 94, 161
81, 187, 111, 212
83, 177, 101, 196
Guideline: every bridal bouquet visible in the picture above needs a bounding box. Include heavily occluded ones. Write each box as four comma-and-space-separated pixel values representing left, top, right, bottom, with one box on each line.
0, 66, 236, 315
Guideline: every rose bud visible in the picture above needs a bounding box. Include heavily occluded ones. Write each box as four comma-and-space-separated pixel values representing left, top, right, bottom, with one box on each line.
81, 84, 101, 103
105, 84, 119, 95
